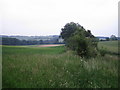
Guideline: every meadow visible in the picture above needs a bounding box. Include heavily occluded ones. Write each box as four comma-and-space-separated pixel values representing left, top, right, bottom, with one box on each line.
2, 41, 118, 88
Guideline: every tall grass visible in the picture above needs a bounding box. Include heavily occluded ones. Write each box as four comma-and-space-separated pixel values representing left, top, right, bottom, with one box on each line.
98, 41, 119, 55
2, 42, 118, 88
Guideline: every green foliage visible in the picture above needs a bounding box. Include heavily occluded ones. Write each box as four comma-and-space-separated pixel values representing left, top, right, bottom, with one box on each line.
99, 47, 107, 56
2, 43, 118, 88
61, 22, 98, 57
67, 34, 98, 58
2, 36, 61, 45
98, 41, 119, 55
61, 22, 84, 41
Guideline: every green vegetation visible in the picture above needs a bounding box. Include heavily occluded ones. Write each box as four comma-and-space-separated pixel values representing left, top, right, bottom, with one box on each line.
2, 41, 118, 88
60, 22, 98, 57
98, 41, 119, 55
2, 36, 60, 45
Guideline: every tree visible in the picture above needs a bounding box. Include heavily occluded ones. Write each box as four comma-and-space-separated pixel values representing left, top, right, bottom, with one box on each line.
85, 30, 94, 38
60, 22, 98, 58
61, 22, 85, 41
2, 37, 21, 45
110, 35, 117, 40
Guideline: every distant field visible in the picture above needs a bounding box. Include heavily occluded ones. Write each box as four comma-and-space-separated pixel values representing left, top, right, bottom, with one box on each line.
2, 41, 118, 88
98, 41, 119, 54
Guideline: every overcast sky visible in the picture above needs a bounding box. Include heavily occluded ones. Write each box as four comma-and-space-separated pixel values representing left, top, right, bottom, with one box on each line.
0, 0, 119, 37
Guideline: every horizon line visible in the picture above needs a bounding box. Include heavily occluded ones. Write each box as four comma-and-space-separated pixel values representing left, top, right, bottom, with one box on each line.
1, 34, 118, 37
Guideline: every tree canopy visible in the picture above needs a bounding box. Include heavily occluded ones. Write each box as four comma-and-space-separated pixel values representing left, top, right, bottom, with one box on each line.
60, 22, 98, 58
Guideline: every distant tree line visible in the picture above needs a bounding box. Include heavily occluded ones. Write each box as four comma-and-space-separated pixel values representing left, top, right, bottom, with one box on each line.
97, 35, 119, 41
2, 37, 63, 45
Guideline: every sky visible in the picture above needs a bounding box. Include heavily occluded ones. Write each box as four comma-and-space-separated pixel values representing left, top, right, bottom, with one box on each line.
0, 0, 119, 37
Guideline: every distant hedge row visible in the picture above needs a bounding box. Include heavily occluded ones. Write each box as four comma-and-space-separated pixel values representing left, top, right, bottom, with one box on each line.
1, 37, 63, 45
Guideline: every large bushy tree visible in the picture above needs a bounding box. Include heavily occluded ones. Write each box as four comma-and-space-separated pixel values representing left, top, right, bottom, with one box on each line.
60, 22, 98, 58
61, 22, 84, 41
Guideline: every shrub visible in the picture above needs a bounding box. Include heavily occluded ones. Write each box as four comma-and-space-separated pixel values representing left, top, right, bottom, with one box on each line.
67, 33, 98, 58
60, 22, 98, 58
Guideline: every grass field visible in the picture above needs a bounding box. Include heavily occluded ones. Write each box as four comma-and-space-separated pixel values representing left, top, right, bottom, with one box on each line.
98, 41, 119, 55
2, 41, 118, 88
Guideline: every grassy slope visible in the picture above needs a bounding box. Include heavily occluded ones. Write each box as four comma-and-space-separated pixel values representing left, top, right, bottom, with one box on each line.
98, 41, 118, 54
2, 41, 118, 88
